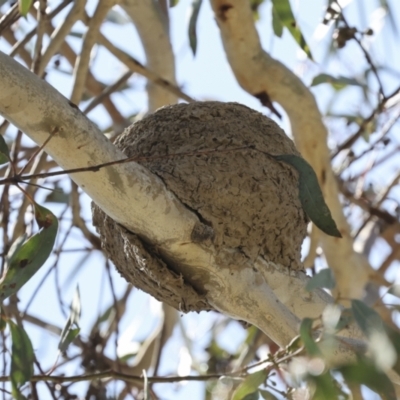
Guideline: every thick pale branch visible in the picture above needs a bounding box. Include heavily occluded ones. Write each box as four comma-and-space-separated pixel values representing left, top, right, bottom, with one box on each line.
209, 0, 375, 299
121, 0, 178, 110
70, 0, 117, 104
0, 51, 299, 346
0, 52, 369, 365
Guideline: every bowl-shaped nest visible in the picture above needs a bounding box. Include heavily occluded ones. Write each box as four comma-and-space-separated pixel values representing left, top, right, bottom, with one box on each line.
92, 102, 308, 312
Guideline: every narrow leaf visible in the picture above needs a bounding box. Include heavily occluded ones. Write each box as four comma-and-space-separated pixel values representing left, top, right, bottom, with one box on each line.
18, 0, 33, 16
58, 286, 81, 353
335, 308, 353, 331
273, 154, 341, 238
306, 268, 336, 291
271, 0, 313, 60
311, 73, 363, 90
299, 318, 320, 356
0, 203, 58, 301
0, 135, 10, 165
271, 6, 283, 37
242, 392, 259, 400
0, 313, 6, 331
188, 0, 203, 56
59, 328, 80, 353
259, 389, 278, 400
310, 373, 341, 400
9, 320, 34, 398
232, 370, 267, 400
351, 301, 397, 371
385, 325, 400, 376
44, 187, 69, 204
339, 361, 396, 400
351, 299, 383, 336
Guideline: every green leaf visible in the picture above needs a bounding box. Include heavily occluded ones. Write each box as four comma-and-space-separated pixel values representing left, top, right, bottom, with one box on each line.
58, 286, 81, 353
5, 234, 27, 266
306, 269, 336, 291
242, 392, 259, 400
18, 0, 33, 16
0, 203, 58, 301
44, 187, 69, 204
351, 301, 397, 371
259, 389, 278, 400
335, 308, 353, 331
9, 320, 34, 398
271, 6, 283, 37
271, 0, 313, 60
188, 0, 203, 56
339, 360, 396, 400
232, 370, 267, 400
310, 373, 341, 400
351, 300, 383, 336
0, 135, 10, 165
385, 325, 400, 376
0, 313, 6, 331
273, 154, 341, 238
169, 0, 179, 6
299, 318, 320, 356
286, 335, 302, 353
311, 73, 363, 90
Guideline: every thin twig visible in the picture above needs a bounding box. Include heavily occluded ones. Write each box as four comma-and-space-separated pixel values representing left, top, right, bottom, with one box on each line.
0, 146, 253, 185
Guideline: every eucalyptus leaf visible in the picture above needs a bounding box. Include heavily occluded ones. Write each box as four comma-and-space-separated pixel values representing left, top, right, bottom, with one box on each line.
188, 0, 203, 56
59, 286, 81, 353
339, 360, 396, 400
271, 0, 313, 60
18, 0, 33, 16
259, 389, 278, 400
271, 6, 283, 37
385, 325, 400, 376
299, 318, 320, 356
311, 73, 363, 90
9, 320, 34, 398
0, 135, 10, 165
351, 299, 383, 336
232, 370, 267, 400
242, 392, 259, 400
273, 154, 342, 238
306, 268, 336, 291
310, 373, 342, 400
0, 203, 58, 301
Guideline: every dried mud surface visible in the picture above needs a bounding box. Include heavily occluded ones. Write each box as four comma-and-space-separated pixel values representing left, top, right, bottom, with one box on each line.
92, 102, 308, 312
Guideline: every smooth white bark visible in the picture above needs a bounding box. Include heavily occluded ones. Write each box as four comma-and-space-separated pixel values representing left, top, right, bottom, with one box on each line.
0, 51, 365, 360
121, 0, 178, 111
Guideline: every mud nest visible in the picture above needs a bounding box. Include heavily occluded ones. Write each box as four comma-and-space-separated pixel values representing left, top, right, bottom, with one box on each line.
92, 102, 308, 313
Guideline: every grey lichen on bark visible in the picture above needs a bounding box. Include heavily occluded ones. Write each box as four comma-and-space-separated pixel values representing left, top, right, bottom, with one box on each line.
92, 101, 308, 312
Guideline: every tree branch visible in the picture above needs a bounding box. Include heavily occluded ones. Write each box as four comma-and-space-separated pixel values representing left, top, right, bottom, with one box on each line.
209, 0, 376, 300
121, 0, 178, 111
0, 51, 366, 362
